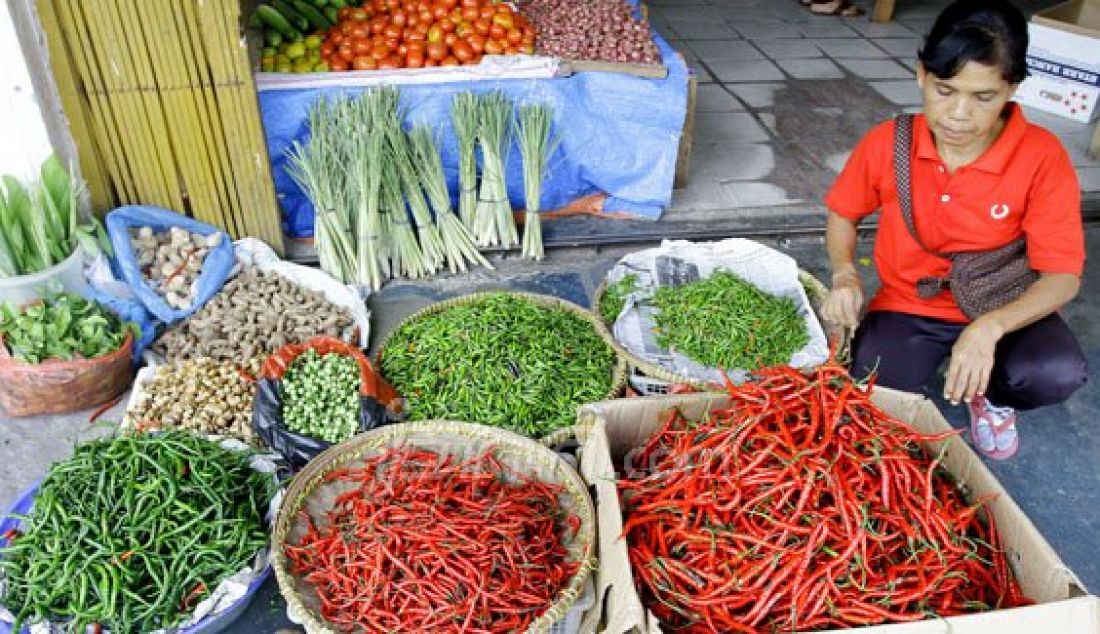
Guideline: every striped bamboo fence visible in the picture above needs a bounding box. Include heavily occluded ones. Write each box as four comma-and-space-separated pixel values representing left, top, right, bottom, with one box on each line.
35, 0, 284, 254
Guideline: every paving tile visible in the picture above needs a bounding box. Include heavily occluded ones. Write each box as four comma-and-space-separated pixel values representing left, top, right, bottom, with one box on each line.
796, 21, 861, 38
871, 37, 921, 58
752, 39, 823, 60
669, 179, 738, 210
695, 84, 745, 112
825, 150, 853, 173
723, 182, 803, 207
728, 18, 804, 39
694, 112, 771, 143
897, 18, 934, 37
687, 40, 763, 61
757, 112, 778, 136
687, 58, 716, 83
725, 82, 785, 108
899, 58, 920, 72
836, 58, 914, 79
870, 80, 923, 106
655, 5, 724, 21
690, 142, 775, 181
668, 18, 739, 39
776, 58, 845, 80
710, 58, 785, 82
841, 18, 918, 37
1079, 167, 1100, 192
813, 38, 889, 58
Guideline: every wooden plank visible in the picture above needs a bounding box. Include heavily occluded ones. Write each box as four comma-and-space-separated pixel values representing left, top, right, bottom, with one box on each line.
872, 0, 896, 23
674, 74, 697, 190
561, 59, 668, 79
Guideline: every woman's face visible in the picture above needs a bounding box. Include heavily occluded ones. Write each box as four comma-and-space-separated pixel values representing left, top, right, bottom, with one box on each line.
917, 60, 1017, 152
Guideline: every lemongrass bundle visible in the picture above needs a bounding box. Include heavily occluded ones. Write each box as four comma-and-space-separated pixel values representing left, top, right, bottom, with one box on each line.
517, 104, 558, 261
451, 93, 479, 231
473, 92, 517, 249
410, 125, 492, 274
380, 158, 426, 279
387, 125, 445, 275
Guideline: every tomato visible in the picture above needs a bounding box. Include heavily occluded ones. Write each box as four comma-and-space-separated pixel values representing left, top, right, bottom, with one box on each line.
370, 43, 391, 60
442, 0, 458, 8
370, 16, 388, 34
451, 40, 473, 62
406, 30, 426, 42
407, 41, 426, 54
339, 44, 357, 62
398, 43, 409, 57
520, 42, 534, 54
383, 23, 402, 39
427, 24, 443, 43
373, 34, 388, 47
406, 50, 424, 68
489, 23, 505, 40
492, 12, 514, 30
483, 38, 503, 55
330, 58, 350, 71
373, 0, 386, 11
425, 58, 439, 67
330, 32, 345, 46
379, 55, 402, 69
455, 22, 472, 37
461, 6, 478, 22
416, 0, 431, 11
352, 56, 377, 70
474, 18, 490, 36
352, 38, 372, 55
521, 33, 535, 46
426, 41, 448, 60
441, 55, 460, 66
460, 0, 478, 7
385, 36, 401, 49
385, 0, 400, 10
466, 33, 485, 53
350, 24, 370, 39
320, 43, 335, 57
444, 32, 457, 46
503, 42, 517, 55
438, 19, 456, 33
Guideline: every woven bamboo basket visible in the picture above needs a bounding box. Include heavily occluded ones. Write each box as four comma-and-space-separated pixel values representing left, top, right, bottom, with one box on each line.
271, 420, 599, 633
375, 291, 628, 425
592, 269, 829, 393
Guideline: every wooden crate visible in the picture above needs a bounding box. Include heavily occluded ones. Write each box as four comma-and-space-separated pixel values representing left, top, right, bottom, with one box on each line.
34, 0, 284, 254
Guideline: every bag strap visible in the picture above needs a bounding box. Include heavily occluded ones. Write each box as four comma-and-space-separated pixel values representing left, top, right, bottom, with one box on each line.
892, 114, 950, 259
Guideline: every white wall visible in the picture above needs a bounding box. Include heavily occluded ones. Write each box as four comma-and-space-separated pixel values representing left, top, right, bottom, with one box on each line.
0, 1, 55, 181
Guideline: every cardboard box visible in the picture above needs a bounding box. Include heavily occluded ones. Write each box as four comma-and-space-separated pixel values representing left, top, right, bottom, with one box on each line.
1015, 0, 1100, 123
576, 388, 1100, 633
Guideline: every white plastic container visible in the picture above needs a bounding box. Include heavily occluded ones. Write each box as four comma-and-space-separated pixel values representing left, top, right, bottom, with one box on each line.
0, 246, 86, 307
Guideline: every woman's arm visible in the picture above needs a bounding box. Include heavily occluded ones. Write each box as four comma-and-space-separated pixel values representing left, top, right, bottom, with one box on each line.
821, 211, 864, 329
944, 272, 1081, 404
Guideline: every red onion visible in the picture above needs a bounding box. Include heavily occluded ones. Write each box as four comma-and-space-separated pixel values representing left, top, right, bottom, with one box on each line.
518, 0, 661, 65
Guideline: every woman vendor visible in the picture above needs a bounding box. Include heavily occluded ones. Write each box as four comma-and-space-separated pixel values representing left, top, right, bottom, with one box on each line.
821, 0, 1087, 460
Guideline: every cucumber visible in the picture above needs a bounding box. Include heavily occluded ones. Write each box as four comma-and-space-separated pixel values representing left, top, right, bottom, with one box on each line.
310, 0, 328, 7
255, 5, 300, 41
323, 6, 339, 23
292, 0, 334, 30
330, 0, 348, 7
264, 30, 284, 47
270, 0, 311, 32
248, 10, 264, 29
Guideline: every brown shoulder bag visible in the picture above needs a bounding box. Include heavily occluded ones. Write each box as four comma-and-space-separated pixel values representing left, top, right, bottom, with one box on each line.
892, 114, 1038, 320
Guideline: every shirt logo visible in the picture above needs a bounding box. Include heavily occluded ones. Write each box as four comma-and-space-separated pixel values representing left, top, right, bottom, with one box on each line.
990, 204, 1010, 220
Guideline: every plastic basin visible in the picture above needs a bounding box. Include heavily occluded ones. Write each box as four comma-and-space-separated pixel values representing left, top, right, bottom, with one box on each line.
0, 246, 86, 308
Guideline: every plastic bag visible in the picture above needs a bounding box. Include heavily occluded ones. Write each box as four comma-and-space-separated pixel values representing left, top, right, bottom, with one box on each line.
83, 254, 158, 363
105, 206, 235, 325
252, 337, 401, 469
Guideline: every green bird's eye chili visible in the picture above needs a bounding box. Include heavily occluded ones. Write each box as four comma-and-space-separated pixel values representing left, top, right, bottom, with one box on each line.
380, 294, 618, 437
0, 431, 274, 633
599, 273, 639, 326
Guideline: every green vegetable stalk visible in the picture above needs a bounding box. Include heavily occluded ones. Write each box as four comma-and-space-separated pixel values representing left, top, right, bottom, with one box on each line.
0, 293, 134, 364
652, 271, 809, 371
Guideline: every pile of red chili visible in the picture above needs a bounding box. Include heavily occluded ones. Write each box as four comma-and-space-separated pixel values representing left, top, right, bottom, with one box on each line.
620, 362, 1032, 633
284, 448, 582, 632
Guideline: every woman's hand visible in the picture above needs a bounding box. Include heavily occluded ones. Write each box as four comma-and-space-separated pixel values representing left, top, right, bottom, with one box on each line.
944, 317, 1005, 405
822, 268, 864, 330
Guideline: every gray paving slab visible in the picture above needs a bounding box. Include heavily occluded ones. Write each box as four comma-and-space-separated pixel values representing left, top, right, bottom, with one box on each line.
813, 37, 891, 58
841, 17, 920, 37
871, 37, 921, 58
690, 142, 776, 181
668, 17, 739, 39
695, 84, 746, 112
836, 58, 915, 79
724, 181, 804, 207
725, 82, 785, 108
796, 20, 862, 38
776, 58, 846, 80
686, 39, 764, 61
709, 58, 785, 82
668, 178, 740, 210
752, 38, 824, 60
1079, 167, 1100, 193
694, 112, 771, 143
870, 79, 923, 106
728, 18, 805, 39
687, 59, 716, 83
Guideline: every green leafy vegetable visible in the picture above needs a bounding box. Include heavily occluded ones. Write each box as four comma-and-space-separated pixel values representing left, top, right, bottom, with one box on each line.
0, 294, 134, 364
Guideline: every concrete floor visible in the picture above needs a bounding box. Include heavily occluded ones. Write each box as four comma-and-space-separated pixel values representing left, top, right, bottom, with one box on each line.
2, 0, 1099, 631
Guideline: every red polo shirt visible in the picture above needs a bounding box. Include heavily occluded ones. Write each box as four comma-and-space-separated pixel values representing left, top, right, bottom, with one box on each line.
825, 104, 1085, 323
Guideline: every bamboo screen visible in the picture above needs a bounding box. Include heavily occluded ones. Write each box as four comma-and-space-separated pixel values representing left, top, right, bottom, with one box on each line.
35, 0, 285, 254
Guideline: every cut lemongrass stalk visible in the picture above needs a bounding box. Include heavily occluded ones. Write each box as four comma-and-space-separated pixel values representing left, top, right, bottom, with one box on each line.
474, 91, 516, 249
386, 124, 444, 275
517, 103, 558, 261
451, 92, 479, 231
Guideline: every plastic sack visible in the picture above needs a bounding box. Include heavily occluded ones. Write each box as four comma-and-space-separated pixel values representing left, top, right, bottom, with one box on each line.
83, 254, 158, 363
0, 330, 133, 418
607, 239, 830, 385
105, 206, 235, 325
253, 337, 401, 469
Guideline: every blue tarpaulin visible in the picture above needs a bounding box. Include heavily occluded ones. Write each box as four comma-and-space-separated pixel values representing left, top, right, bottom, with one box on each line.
259, 28, 689, 238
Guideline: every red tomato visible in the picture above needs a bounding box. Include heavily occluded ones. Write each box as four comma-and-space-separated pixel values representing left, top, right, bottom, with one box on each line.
505, 28, 522, 44
352, 24, 371, 39
503, 42, 517, 55
330, 58, 350, 71
407, 50, 425, 67
370, 16, 388, 34
461, 6, 479, 22
438, 19, 456, 33
452, 40, 473, 62
441, 55, 460, 66
492, 11, 514, 30
329, 32, 345, 46
449, 8, 464, 23
474, 18, 490, 36
398, 43, 409, 57
519, 42, 534, 54
352, 38, 372, 55
352, 56, 378, 70
521, 33, 535, 46
522, 24, 535, 39
406, 30, 426, 42
379, 55, 402, 69
320, 43, 335, 57
351, 8, 370, 21
426, 41, 447, 60
338, 7, 353, 20
385, 0, 400, 10
373, 0, 386, 11
444, 32, 458, 46
432, 4, 449, 20
427, 25, 443, 43
489, 23, 505, 41
384, 24, 402, 39
480, 5, 497, 19
483, 38, 503, 55
370, 43, 391, 60
339, 44, 357, 62
407, 41, 426, 54
416, 0, 431, 11
455, 22, 472, 38
425, 57, 439, 67
339, 21, 355, 35
385, 36, 401, 49
460, 0, 478, 7
466, 33, 485, 53
407, 13, 419, 27
392, 10, 407, 26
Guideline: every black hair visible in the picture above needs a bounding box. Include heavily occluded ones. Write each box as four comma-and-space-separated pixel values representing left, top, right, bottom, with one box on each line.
918, 0, 1029, 84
